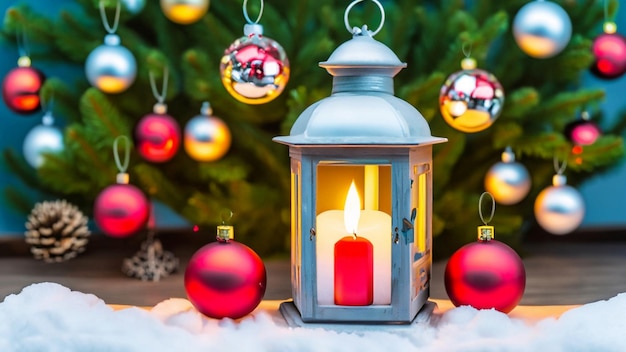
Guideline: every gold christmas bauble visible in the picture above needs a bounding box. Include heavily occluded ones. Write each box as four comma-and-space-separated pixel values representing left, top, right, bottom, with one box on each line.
160, 0, 209, 25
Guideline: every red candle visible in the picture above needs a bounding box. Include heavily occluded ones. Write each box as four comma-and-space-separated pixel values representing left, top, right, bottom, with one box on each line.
334, 235, 373, 306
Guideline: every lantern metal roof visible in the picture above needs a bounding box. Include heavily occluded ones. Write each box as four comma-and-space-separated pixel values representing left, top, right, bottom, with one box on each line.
273, 26, 446, 147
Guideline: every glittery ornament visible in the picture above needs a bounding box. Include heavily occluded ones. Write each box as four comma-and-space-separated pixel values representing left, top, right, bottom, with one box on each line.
440, 57, 504, 133
220, 2, 289, 105
160, 0, 209, 24
23, 111, 64, 168
85, 3, 137, 94
184, 222, 266, 319
184, 102, 231, 162
512, 0, 572, 59
444, 193, 526, 313
590, 22, 626, 79
484, 147, 531, 205
2, 56, 45, 114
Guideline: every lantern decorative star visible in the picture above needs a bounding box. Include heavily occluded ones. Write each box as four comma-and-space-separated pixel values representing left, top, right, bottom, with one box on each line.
273, 0, 446, 324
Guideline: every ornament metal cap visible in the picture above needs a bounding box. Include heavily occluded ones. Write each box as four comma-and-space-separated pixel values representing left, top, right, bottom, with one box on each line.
553, 174, 567, 186
478, 225, 495, 241
17, 56, 31, 67
244, 23, 263, 37
216, 225, 234, 242
153, 102, 167, 114
502, 146, 515, 163
116, 172, 129, 184
104, 34, 121, 46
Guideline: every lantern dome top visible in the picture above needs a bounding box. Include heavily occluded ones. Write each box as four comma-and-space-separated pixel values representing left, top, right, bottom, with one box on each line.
320, 26, 406, 77
273, 26, 446, 147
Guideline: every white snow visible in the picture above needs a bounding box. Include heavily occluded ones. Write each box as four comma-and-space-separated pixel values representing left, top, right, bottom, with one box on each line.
1, 282, 626, 351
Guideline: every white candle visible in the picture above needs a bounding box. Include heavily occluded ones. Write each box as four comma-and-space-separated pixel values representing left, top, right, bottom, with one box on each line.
316, 181, 392, 305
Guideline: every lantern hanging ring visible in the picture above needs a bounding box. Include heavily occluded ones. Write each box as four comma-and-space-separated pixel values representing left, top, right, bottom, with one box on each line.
344, 0, 385, 36
243, 0, 264, 24
478, 192, 495, 225
553, 154, 567, 175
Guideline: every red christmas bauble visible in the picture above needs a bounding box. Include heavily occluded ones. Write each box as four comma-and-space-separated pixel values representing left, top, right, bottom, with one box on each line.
2, 66, 45, 114
93, 184, 150, 238
590, 32, 626, 79
564, 119, 601, 146
134, 113, 181, 163
444, 240, 526, 313
184, 240, 267, 319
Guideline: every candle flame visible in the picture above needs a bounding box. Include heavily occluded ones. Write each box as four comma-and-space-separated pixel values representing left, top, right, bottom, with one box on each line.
344, 181, 360, 234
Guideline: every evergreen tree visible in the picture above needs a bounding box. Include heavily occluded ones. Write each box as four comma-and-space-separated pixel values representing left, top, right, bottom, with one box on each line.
1, 0, 624, 258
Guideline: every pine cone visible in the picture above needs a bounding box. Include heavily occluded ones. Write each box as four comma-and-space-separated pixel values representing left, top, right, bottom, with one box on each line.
24, 200, 90, 263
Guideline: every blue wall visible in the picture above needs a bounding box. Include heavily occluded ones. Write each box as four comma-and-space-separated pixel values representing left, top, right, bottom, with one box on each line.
0, 0, 625, 235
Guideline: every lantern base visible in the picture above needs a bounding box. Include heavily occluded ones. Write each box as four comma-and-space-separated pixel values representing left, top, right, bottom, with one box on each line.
278, 300, 435, 330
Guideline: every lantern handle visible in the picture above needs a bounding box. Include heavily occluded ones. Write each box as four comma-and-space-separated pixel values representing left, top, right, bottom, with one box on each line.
99, 0, 121, 34
243, 0, 264, 24
478, 192, 495, 225
344, 0, 385, 36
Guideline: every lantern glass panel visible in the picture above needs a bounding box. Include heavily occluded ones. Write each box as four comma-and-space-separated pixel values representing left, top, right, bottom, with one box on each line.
290, 159, 302, 308
315, 162, 392, 306
411, 163, 431, 300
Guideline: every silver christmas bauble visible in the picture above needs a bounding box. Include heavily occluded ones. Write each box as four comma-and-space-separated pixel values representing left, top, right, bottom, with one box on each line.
513, 0, 572, 59
85, 34, 137, 94
23, 120, 64, 168
485, 149, 531, 205
184, 103, 231, 162
220, 24, 290, 104
439, 68, 504, 133
534, 175, 584, 235
122, 0, 146, 15
160, 0, 209, 24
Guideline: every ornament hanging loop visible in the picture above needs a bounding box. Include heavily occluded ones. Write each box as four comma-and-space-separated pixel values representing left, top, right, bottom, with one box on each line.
478, 192, 495, 241
99, 0, 121, 34
603, 0, 617, 33
113, 135, 131, 184
243, 0, 264, 24
553, 154, 567, 175
149, 66, 169, 114
15, 25, 30, 63
344, 0, 386, 36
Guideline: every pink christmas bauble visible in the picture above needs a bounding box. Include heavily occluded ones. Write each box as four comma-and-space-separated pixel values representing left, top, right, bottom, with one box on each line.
134, 113, 181, 162
444, 239, 525, 313
184, 240, 266, 319
2, 66, 45, 114
590, 32, 626, 79
94, 184, 150, 238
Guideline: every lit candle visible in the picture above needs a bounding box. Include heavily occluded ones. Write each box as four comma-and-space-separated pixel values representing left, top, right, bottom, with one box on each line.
316, 181, 392, 305
334, 182, 372, 306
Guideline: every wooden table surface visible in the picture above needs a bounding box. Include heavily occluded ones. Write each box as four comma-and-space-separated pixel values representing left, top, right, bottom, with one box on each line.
1, 236, 625, 307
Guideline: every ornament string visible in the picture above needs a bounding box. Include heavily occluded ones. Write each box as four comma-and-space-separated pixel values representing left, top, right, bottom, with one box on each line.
344, 0, 385, 36
40, 95, 55, 126
243, 0, 264, 24
462, 42, 473, 59
478, 192, 495, 225
15, 25, 30, 59
553, 154, 567, 175
113, 135, 130, 174
99, 0, 121, 34
149, 66, 169, 104
603, 0, 617, 33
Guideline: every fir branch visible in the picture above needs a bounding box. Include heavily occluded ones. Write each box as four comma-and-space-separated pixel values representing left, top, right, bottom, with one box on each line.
3, 187, 33, 215
500, 87, 540, 120
528, 89, 605, 126
2, 149, 42, 190
492, 122, 524, 149
132, 164, 187, 208
79, 88, 131, 140
567, 136, 624, 172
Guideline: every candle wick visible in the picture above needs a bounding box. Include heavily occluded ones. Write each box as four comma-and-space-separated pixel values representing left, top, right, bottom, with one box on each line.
352, 232, 357, 240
